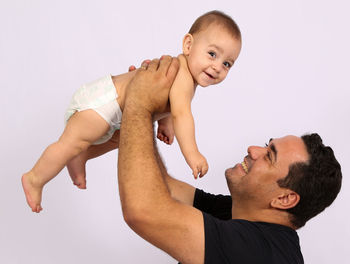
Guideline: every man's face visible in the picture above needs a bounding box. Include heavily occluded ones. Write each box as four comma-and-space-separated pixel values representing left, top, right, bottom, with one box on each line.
225, 135, 309, 206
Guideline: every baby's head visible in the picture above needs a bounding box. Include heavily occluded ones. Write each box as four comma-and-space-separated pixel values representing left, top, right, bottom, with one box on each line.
183, 10, 242, 87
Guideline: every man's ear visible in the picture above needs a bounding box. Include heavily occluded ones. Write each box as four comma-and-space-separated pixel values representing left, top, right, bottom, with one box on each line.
182, 34, 194, 56
271, 190, 300, 210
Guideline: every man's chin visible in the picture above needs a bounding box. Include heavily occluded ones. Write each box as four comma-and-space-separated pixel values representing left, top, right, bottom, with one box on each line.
225, 164, 240, 177
225, 167, 238, 184
224, 168, 232, 178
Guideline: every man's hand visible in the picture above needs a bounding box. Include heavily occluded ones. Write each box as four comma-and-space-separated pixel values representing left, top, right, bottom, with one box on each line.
124, 56, 179, 116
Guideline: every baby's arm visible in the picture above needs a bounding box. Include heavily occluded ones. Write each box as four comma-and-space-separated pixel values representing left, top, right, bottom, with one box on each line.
169, 55, 208, 178
85, 130, 120, 159
157, 116, 174, 145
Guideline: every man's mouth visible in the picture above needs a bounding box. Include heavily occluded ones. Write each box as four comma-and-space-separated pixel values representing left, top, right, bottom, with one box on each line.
241, 160, 249, 174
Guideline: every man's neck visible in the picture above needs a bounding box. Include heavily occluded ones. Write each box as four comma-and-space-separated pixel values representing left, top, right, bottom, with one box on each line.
231, 206, 296, 229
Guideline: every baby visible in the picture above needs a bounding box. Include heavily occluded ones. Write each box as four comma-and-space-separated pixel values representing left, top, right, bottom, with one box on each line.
22, 10, 242, 213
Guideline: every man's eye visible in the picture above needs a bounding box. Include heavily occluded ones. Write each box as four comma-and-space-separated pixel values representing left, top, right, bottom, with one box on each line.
264, 143, 272, 162
265, 151, 272, 162
208, 51, 216, 58
223, 61, 231, 68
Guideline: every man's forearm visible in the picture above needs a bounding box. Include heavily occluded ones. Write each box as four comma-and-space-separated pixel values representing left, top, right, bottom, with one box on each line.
154, 144, 196, 206
153, 140, 171, 193
118, 104, 172, 218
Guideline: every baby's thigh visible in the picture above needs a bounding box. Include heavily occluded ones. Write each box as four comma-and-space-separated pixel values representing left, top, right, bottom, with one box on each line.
61, 110, 110, 145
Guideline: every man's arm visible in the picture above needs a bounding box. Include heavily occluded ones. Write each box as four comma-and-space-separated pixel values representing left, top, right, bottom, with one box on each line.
154, 143, 196, 206
118, 57, 205, 264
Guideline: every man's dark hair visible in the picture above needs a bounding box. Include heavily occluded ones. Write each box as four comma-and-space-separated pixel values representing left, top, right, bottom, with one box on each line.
277, 133, 342, 228
189, 10, 241, 41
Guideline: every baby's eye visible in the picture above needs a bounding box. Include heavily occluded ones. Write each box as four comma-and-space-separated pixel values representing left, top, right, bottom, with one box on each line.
208, 51, 216, 58
223, 61, 231, 68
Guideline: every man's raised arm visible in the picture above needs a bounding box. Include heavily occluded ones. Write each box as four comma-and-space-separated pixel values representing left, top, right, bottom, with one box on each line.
118, 56, 204, 264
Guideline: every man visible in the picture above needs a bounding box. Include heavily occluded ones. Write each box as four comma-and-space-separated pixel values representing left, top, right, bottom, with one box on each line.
117, 56, 342, 263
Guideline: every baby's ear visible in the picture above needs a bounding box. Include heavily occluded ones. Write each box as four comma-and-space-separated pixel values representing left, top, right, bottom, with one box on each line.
182, 34, 194, 56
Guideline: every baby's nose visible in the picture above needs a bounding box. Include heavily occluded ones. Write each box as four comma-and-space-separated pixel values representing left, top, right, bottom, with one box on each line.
212, 62, 221, 72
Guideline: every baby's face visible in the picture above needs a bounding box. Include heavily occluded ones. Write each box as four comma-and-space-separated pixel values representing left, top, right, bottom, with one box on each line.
184, 24, 241, 87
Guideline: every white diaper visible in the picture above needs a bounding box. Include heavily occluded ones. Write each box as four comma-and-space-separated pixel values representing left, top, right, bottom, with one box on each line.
64, 75, 122, 145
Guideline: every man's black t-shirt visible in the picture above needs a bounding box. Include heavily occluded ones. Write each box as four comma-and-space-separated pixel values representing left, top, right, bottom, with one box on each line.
193, 189, 304, 264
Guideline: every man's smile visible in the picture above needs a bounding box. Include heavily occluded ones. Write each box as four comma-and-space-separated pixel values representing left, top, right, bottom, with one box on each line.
241, 159, 249, 174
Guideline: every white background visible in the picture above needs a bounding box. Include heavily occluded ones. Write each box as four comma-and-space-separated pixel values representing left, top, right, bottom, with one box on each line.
1, 0, 349, 263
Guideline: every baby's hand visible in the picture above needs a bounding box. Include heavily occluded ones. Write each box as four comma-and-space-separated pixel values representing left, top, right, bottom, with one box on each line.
187, 152, 208, 179
157, 122, 174, 145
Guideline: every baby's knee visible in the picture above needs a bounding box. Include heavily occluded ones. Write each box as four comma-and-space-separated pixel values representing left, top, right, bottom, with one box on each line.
59, 138, 91, 156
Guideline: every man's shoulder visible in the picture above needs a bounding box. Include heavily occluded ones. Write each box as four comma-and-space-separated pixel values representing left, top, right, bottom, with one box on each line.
194, 189, 232, 220
203, 214, 303, 264
204, 214, 298, 238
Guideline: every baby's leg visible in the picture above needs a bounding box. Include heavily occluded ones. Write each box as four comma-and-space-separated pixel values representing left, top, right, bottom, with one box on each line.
66, 130, 120, 189
66, 151, 88, 189
22, 110, 110, 212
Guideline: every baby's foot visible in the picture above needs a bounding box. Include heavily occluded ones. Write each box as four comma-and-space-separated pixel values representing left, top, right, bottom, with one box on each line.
67, 154, 87, 189
21, 171, 43, 213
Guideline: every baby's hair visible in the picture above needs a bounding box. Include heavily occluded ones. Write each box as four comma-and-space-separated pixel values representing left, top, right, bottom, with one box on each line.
189, 10, 241, 41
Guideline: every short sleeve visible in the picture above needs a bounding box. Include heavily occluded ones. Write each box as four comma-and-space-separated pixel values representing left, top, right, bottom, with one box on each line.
193, 189, 232, 220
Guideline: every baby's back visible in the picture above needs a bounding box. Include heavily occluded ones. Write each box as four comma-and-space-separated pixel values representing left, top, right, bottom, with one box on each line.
111, 70, 136, 111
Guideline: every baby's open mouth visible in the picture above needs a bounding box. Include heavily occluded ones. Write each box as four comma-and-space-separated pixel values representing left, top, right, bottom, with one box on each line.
205, 72, 214, 79
241, 160, 249, 174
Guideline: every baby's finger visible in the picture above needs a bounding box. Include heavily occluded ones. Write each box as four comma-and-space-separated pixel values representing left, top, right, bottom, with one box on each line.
198, 168, 204, 178
200, 165, 209, 178
193, 168, 199, 179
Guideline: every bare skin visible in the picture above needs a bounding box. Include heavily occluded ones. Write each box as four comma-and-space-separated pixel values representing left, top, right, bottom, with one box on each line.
22, 109, 110, 212
67, 130, 120, 189
118, 56, 205, 264
22, 23, 240, 212
117, 56, 312, 263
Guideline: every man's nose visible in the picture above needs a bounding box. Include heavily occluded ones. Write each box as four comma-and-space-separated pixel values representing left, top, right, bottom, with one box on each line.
247, 146, 267, 160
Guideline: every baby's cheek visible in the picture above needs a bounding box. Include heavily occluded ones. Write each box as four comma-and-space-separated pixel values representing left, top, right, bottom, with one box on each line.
220, 72, 229, 82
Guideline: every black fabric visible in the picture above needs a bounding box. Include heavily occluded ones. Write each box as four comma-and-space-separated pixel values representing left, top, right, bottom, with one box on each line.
194, 189, 304, 264
193, 188, 232, 220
